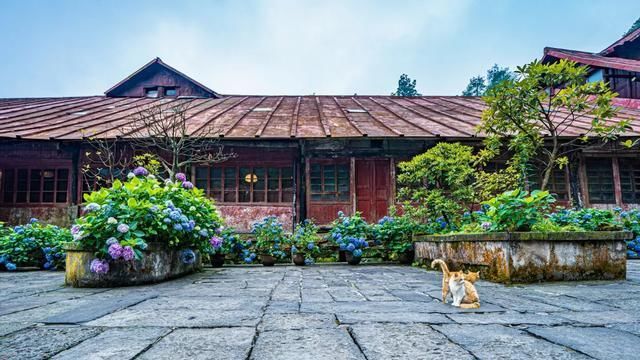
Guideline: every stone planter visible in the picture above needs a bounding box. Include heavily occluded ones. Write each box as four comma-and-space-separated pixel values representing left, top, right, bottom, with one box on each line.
414, 231, 632, 283
64, 242, 202, 288
292, 253, 306, 266
261, 255, 276, 266
209, 253, 225, 268
345, 253, 361, 265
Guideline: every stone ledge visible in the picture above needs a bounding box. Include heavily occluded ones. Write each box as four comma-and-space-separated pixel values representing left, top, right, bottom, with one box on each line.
414, 231, 633, 242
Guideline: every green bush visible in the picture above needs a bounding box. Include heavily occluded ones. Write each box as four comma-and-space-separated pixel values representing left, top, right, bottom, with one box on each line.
0, 219, 70, 271
252, 216, 289, 259
372, 214, 422, 259
479, 189, 556, 232
73, 170, 223, 272
291, 220, 321, 264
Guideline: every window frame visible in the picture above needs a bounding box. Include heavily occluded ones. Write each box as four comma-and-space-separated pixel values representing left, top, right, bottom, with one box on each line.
308, 159, 351, 204
619, 157, 640, 204
194, 163, 295, 206
584, 157, 616, 204
0, 163, 72, 207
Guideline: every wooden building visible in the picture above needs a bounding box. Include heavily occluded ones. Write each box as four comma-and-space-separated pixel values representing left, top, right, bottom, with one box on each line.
2, 31, 640, 230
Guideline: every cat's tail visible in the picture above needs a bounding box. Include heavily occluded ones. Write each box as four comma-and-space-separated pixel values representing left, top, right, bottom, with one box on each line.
431, 259, 450, 276
459, 302, 480, 309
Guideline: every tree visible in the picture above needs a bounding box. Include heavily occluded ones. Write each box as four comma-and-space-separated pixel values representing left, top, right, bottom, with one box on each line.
462, 76, 487, 96
461, 64, 515, 96
626, 17, 640, 35
124, 102, 234, 179
479, 59, 629, 191
392, 74, 421, 96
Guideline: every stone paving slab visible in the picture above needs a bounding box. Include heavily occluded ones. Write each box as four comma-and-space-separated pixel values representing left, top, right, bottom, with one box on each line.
434, 324, 590, 359
51, 327, 169, 359
349, 323, 474, 359
527, 325, 640, 360
2, 263, 640, 359
250, 328, 365, 360
137, 327, 255, 360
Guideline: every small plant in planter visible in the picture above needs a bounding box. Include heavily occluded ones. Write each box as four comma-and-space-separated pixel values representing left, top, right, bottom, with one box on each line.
72, 170, 223, 275
207, 227, 240, 267
480, 189, 555, 232
252, 216, 289, 266
330, 211, 371, 264
372, 215, 418, 264
291, 220, 320, 266
0, 219, 70, 271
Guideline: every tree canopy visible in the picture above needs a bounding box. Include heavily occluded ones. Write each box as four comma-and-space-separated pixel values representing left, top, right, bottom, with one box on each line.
479, 59, 629, 191
392, 74, 421, 96
462, 64, 516, 96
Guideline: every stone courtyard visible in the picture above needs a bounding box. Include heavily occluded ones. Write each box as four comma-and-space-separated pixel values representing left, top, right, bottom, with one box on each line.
2, 263, 640, 359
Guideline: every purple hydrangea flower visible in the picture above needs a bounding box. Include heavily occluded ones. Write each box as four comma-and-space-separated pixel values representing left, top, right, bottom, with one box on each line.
71, 224, 81, 235
108, 243, 123, 260
90, 259, 109, 274
133, 166, 149, 176
106, 237, 118, 245
117, 224, 129, 234
481, 221, 492, 230
209, 236, 223, 249
182, 181, 194, 190
175, 173, 187, 182
122, 246, 135, 261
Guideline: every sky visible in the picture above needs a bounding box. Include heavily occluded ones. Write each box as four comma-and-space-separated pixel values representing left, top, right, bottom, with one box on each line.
1, 0, 639, 98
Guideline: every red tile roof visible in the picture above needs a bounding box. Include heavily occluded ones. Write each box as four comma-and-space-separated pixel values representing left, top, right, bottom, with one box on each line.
600, 28, 640, 56
0, 95, 639, 140
543, 47, 640, 73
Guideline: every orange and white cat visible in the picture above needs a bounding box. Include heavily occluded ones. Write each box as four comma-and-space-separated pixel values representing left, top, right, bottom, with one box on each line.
431, 259, 480, 309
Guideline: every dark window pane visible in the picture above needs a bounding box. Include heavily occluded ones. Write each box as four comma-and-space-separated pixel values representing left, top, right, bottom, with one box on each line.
224, 168, 237, 202
239, 167, 251, 202
2, 169, 15, 203
586, 158, 614, 204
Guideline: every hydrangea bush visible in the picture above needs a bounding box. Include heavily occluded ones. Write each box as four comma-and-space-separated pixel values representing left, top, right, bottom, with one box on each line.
0, 219, 70, 271
372, 215, 422, 259
74, 170, 223, 274
291, 220, 320, 265
252, 216, 289, 259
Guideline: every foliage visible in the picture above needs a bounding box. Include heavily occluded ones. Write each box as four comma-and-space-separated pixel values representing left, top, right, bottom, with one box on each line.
480, 189, 556, 231
462, 76, 486, 96
252, 216, 289, 259
625, 17, 640, 35
480, 59, 627, 191
330, 211, 370, 258
397, 142, 476, 228
462, 64, 515, 96
74, 169, 223, 271
291, 220, 320, 264
474, 165, 522, 202
392, 74, 421, 96
548, 207, 622, 231
0, 219, 70, 270
371, 214, 420, 259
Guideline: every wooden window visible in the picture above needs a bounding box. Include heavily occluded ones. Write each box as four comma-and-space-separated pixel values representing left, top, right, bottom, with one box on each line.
164, 87, 177, 97
619, 158, 640, 203
586, 158, 615, 204
0, 168, 70, 205
195, 165, 293, 204
310, 163, 350, 202
145, 87, 159, 98
528, 168, 569, 201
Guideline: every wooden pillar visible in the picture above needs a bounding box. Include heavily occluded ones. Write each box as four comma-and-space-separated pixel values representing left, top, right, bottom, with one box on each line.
350, 157, 356, 215
612, 157, 623, 206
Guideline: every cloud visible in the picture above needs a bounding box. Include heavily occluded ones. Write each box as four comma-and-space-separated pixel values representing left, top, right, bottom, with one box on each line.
123, 0, 472, 95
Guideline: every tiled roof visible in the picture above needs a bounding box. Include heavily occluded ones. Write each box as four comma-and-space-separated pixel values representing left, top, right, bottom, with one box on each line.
543, 47, 640, 73
1, 95, 640, 140
600, 27, 640, 56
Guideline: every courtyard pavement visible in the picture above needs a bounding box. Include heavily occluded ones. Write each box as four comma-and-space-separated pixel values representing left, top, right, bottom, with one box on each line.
2, 263, 640, 360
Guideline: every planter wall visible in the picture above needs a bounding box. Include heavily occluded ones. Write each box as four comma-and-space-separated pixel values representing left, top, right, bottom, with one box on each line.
64, 243, 202, 288
414, 231, 632, 283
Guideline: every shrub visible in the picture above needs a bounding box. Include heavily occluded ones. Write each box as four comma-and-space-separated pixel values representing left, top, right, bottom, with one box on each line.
0, 219, 70, 271
330, 211, 371, 240
372, 215, 419, 259
291, 220, 320, 264
74, 170, 223, 273
548, 208, 622, 231
252, 216, 289, 259
480, 189, 556, 231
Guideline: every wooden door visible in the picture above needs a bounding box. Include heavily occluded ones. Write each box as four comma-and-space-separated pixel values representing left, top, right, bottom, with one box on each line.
355, 159, 390, 222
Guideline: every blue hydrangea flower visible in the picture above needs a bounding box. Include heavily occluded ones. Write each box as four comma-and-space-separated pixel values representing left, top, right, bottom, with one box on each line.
29, 218, 39, 224
352, 249, 362, 257
347, 243, 355, 252
5, 262, 17, 271
163, 218, 172, 224
307, 242, 315, 250
304, 258, 314, 265
173, 223, 183, 231
180, 249, 196, 264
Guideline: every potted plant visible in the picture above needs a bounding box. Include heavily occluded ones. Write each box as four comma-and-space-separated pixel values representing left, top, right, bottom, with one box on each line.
291, 220, 320, 266
372, 215, 418, 264
330, 211, 370, 265
0, 218, 69, 271
65, 170, 223, 287
252, 216, 289, 266
207, 227, 238, 267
